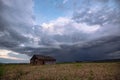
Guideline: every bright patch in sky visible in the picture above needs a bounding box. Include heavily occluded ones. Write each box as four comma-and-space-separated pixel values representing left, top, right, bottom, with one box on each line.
0, 50, 29, 60
63, 0, 68, 4
42, 17, 100, 35
74, 23, 100, 33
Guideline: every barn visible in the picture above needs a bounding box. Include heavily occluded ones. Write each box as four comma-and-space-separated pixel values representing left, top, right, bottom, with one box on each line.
30, 55, 56, 65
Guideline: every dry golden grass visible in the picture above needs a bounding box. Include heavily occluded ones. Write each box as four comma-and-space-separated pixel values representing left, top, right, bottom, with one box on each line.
0, 62, 120, 80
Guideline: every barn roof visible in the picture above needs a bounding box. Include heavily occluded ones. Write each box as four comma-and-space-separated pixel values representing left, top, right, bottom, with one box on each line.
31, 55, 56, 61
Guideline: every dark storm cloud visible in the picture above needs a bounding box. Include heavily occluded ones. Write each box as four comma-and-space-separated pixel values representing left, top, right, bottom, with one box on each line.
0, 0, 35, 49
9, 35, 120, 62
0, 0, 120, 62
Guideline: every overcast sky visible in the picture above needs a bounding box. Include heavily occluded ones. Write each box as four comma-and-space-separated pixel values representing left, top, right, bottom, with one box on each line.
0, 0, 120, 63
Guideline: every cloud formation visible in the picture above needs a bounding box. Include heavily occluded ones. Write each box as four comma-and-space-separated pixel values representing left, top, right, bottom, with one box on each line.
72, 0, 120, 26
0, 0, 120, 62
0, 49, 29, 63
0, 0, 35, 49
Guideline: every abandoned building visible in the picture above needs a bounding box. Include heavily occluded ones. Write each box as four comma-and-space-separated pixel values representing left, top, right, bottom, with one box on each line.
30, 55, 56, 65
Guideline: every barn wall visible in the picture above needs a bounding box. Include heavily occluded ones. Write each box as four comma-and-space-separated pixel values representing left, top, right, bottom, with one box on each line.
30, 57, 56, 65
36, 60, 44, 65
30, 59, 34, 65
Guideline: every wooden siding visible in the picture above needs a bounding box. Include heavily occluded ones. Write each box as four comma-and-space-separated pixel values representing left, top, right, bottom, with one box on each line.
30, 55, 56, 65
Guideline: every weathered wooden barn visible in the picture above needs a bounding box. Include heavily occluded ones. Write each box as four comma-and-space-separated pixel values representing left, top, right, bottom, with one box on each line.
30, 55, 56, 65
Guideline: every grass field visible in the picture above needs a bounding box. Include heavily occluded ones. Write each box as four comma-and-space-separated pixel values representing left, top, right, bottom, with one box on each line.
0, 62, 120, 80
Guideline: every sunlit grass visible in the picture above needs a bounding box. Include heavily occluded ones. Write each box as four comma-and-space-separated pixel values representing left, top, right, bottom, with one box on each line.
0, 62, 120, 80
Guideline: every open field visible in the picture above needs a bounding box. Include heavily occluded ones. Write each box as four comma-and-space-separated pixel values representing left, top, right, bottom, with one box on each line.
0, 62, 120, 80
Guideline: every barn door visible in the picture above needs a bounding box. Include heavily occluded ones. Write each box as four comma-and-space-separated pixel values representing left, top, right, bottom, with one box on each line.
42, 61, 45, 65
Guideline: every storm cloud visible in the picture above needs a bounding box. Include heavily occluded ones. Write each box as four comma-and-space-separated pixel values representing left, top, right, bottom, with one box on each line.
0, 0, 120, 62
0, 0, 35, 49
